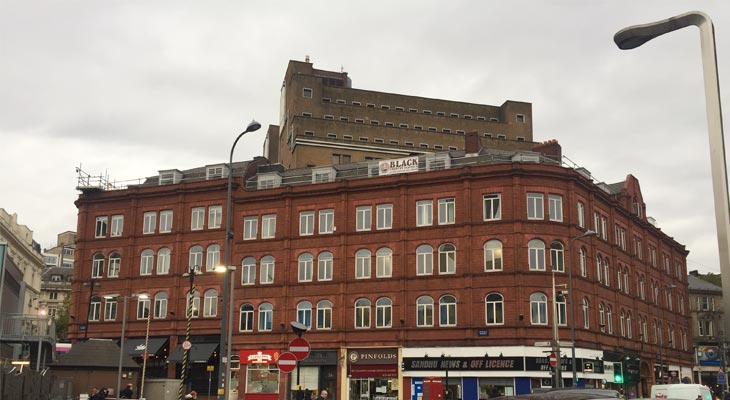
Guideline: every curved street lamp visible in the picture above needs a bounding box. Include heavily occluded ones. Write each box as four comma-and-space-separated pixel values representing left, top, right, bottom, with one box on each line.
219, 120, 262, 400
614, 10, 730, 343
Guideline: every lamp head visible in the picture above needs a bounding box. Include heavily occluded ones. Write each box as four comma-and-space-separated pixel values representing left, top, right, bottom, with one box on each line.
245, 120, 262, 133
290, 320, 308, 337
582, 230, 598, 238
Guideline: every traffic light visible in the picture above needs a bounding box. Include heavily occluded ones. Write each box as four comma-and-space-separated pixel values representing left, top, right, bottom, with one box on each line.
613, 362, 624, 383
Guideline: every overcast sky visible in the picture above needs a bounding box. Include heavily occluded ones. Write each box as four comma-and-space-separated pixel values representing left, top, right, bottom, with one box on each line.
2, 1, 729, 274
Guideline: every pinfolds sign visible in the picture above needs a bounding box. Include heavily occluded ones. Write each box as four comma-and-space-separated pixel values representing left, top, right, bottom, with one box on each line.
402, 357, 524, 371
378, 156, 419, 176
347, 348, 398, 365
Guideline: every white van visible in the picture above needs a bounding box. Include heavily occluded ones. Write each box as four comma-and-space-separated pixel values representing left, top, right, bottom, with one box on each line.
650, 384, 713, 400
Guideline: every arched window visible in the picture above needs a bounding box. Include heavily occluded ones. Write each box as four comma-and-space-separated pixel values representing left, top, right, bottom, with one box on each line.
241, 256, 256, 285
106, 252, 120, 278
603, 258, 610, 287
416, 296, 434, 327
297, 301, 312, 328
206, 244, 220, 272
187, 290, 200, 318
641, 316, 648, 342
318, 252, 333, 281
260, 255, 275, 284
416, 245, 434, 275
140, 249, 154, 276
355, 249, 371, 279
528, 240, 545, 271
626, 312, 633, 338
137, 295, 150, 320
316, 300, 332, 330
598, 303, 606, 332
620, 310, 626, 337
438, 243, 456, 274
239, 304, 254, 332
530, 293, 548, 325
298, 253, 313, 282
376, 248, 392, 278
376, 297, 392, 328
653, 319, 659, 344
439, 295, 457, 326
638, 275, 645, 300
157, 247, 170, 274
189, 245, 203, 272
89, 296, 101, 321
153, 292, 167, 319
485, 293, 504, 325
92, 253, 105, 278
595, 254, 602, 283
484, 240, 503, 271
623, 268, 630, 294
204, 289, 218, 317
258, 303, 273, 331
607, 305, 614, 334
616, 265, 623, 291
579, 247, 587, 277
582, 297, 589, 329
355, 298, 371, 328
550, 241, 564, 272
556, 292, 567, 326
104, 296, 117, 321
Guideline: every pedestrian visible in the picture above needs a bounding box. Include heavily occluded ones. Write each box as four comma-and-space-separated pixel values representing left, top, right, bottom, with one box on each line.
317, 389, 330, 400
120, 383, 134, 399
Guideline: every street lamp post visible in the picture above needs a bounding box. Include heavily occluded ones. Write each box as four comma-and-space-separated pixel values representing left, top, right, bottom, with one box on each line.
614, 10, 730, 339
567, 230, 597, 386
179, 265, 199, 400
219, 120, 261, 400
109, 293, 144, 399
140, 293, 153, 400
551, 269, 563, 388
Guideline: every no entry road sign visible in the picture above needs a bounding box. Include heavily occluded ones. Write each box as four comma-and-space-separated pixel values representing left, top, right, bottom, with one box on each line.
278, 351, 298, 373
289, 337, 310, 360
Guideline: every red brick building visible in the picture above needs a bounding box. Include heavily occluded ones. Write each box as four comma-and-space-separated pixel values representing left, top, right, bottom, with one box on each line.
68, 60, 691, 400
70, 149, 691, 400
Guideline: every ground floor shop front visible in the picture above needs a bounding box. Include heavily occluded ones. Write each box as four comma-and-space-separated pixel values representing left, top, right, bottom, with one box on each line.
222, 345, 692, 400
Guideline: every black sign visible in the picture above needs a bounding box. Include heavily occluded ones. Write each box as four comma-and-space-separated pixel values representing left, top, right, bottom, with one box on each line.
403, 357, 523, 371
525, 358, 603, 373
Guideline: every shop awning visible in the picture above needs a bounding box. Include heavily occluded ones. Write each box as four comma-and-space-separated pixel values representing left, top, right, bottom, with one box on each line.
124, 338, 168, 357
168, 342, 219, 363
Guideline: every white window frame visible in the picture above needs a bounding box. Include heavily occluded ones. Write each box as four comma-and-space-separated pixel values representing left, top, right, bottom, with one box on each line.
243, 216, 258, 240
376, 204, 393, 230
110, 215, 123, 237
299, 211, 315, 236
483, 194, 501, 221
143, 212, 156, 235
438, 198, 455, 225
356, 206, 372, 231
95, 216, 108, 238
416, 200, 433, 227
548, 195, 563, 222
261, 214, 276, 239
527, 193, 544, 220
208, 206, 222, 229
159, 210, 173, 233
355, 249, 371, 279
319, 209, 334, 234
191, 207, 205, 231
577, 202, 585, 228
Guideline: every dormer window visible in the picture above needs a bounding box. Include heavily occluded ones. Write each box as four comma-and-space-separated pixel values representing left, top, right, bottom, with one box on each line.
206, 165, 227, 180
312, 167, 336, 184
257, 172, 282, 189
51, 275, 62, 282
158, 169, 182, 185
